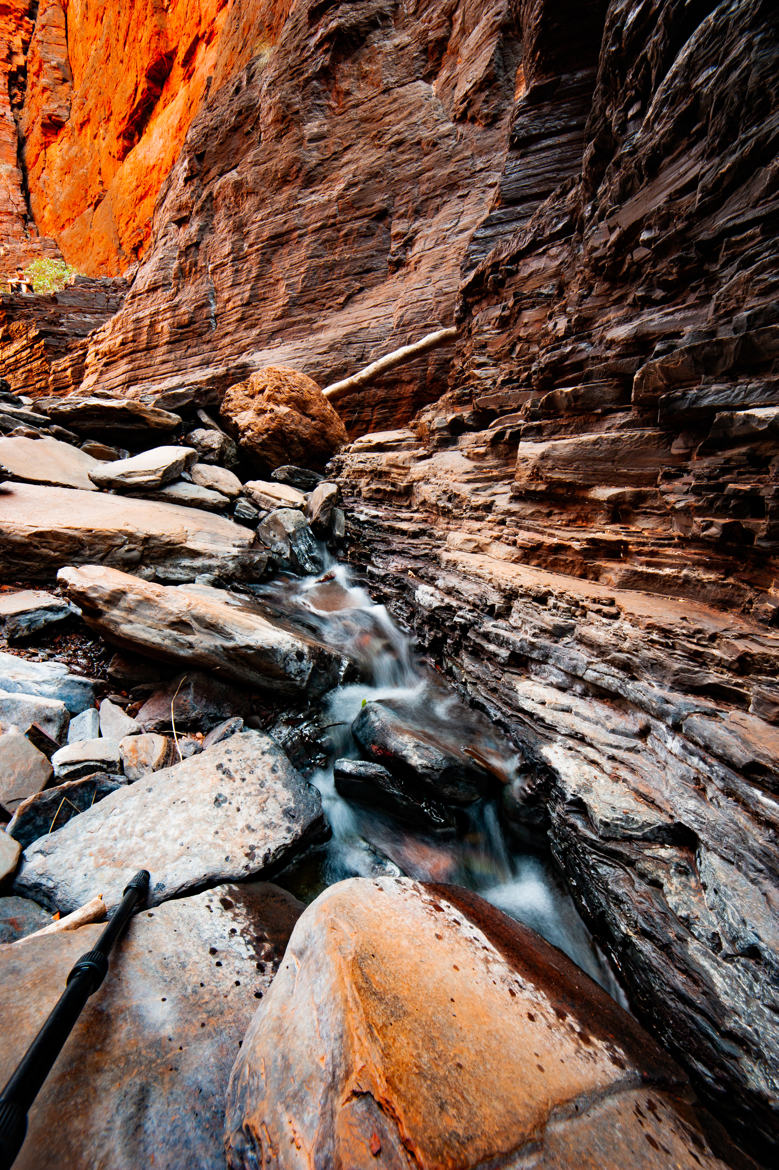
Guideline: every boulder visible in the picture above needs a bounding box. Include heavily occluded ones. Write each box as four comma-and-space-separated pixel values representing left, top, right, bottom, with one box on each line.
0, 883, 304, 1170
119, 733, 171, 780
0, 689, 69, 741
0, 730, 53, 815
0, 589, 74, 643
190, 463, 242, 499
7, 774, 121, 849
0, 650, 94, 714
98, 698, 140, 740
333, 758, 457, 835
352, 701, 490, 804
15, 731, 327, 912
0, 436, 100, 492
88, 445, 197, 492
0, 831, 21, 882
225, 879, 727, 1170
271, 465, 323, 492
185, 427, 239, 468
257, 508, 323, 575
0, 895, 50, 943
51, 738, 122, 781
59, 565, 345, 698
0, 482, 265, 582
38, 397, 182, 438
244, 480, 306, 511
220, 367, 348, 470
67, 707, 100, 743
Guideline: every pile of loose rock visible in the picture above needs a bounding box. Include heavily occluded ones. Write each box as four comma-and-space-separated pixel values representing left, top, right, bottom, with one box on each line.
0, 372, 741, 1169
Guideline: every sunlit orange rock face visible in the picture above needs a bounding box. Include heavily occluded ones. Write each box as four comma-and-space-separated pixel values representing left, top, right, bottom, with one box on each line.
20, 0, 282, 276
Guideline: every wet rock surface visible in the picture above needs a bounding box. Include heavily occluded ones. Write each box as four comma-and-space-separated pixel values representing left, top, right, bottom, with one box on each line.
7, 773, 121, 850
15, 731, 327, 912
225, 878, 728, 1170
0, 895, 50, 943
0, 882, 305, 1170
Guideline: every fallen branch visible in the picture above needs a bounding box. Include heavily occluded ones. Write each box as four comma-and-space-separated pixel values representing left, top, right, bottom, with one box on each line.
322, 326, 458, 399
11, 895, 107, 945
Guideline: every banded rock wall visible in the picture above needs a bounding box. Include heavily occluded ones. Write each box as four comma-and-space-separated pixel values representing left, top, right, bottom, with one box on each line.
335, 0, 779, 1161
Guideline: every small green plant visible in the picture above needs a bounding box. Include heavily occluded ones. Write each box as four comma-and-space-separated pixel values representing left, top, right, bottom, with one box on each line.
23, 258, 77, 294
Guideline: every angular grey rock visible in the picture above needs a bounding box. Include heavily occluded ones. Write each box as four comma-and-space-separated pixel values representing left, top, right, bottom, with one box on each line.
0, 831, 21, 882
119, 733, 171, 781
80, 440, 127, 461
7, 774, 121, 849
305, 481, 340, 536
352, 701, 490, 804
0, 590, 74, 643
51, 738, 122, 782
271, 465, 323, 492
0, 436, 100, 492
0, 482, 265, 583
0, 895, 50, 943
0, 650, 95, 714
191, 463, 243, 499
0, 730, 52, 815
67, 707, 100, 743
0, 690, 69, 741
185, 427, 239, 467
39, 397, 182, 437
0, 882, 303, 1169
151, 481, 230, 511
233, 497, 259, 525
88, 446, 197, 492
245, 480, 306, 511
202, 717, 244, 750
257, 508, 323, 575
98, 698, 140, 740
15, 731, 326, 912
59, 565, 346, 698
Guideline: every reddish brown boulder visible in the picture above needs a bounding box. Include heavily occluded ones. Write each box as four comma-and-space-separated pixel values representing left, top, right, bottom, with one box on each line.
225, 878, 727, 1170
220, 366, 348, 471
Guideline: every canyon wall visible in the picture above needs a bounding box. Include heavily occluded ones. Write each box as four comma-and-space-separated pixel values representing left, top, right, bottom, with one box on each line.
334, 0, 778, 1161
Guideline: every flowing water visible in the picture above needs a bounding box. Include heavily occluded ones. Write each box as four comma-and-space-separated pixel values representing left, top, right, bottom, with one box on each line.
250, 560, 622, 999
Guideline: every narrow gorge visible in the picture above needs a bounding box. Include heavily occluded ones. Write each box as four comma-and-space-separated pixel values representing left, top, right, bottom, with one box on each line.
0, 2, 776, 1168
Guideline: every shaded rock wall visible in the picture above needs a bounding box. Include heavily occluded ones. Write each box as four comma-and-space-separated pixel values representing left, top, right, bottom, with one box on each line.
334, 0, 779, 1161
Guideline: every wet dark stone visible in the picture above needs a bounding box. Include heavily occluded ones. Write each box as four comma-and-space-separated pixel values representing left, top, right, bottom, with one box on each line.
271, 466, 323, 492
0, 895, 50, 943
333, 757, 457, 835
7, 773, 122, 849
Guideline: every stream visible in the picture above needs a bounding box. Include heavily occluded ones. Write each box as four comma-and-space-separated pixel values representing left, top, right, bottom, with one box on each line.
249, 558, 624, 1001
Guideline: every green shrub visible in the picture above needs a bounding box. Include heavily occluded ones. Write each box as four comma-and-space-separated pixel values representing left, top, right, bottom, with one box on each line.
23, 258, 77, 294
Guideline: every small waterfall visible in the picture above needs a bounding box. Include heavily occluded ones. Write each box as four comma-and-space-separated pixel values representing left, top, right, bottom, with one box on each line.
251, 561, 623, 997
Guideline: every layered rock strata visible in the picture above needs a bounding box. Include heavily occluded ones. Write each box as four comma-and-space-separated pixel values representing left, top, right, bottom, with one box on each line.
334, 0, 779, 1161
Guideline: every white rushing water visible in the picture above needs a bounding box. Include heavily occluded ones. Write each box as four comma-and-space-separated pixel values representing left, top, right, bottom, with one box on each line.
251, 560, 622, 997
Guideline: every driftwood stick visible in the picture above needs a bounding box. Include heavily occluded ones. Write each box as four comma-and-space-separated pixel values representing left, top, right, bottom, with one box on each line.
322, 326, 458, 399
11, 895, 107, 945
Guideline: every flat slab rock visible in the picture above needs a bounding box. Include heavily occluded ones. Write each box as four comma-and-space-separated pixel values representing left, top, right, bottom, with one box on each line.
38, 396, 182, 437
59, 564, 346, 698
0, 688, 69, 740
7, 774, 121, 850
0, 436, 100, 492
0, 481, 265, 582
88, 445, 197, 492
15, 731, 326, 912
0, 589, 74, 643
226, 878, 728, 1170
0, 882, 304, 1170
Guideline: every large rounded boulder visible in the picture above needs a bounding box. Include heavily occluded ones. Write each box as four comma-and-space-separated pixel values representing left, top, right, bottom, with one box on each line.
225, 877, 730, 1170
220, 366, 348, 470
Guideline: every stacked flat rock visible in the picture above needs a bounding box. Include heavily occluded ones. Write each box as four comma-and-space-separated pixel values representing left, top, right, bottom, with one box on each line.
88, 446, 197, 491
